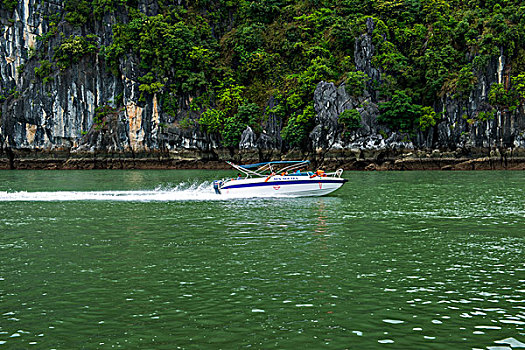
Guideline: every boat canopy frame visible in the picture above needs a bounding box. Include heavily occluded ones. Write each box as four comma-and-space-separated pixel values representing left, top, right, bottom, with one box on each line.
226, 160, 310, 177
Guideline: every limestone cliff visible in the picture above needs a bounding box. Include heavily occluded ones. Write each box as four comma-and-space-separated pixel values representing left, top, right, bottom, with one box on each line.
1, 2, 524, 170
308, 19, 525, 170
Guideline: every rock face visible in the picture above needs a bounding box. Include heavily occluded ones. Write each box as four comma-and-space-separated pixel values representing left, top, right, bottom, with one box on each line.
0, 0, 222, 165
1, 4, 524, 169
309, 19, 525, 169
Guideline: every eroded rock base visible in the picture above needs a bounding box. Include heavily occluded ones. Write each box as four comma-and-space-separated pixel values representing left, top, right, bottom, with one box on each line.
1, 149, 524, 170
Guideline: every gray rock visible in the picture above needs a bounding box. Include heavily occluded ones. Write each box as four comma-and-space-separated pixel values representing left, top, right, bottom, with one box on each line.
239, 126, 257, 149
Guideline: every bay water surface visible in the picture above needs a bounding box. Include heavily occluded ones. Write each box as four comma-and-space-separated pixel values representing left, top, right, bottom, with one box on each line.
0, 170, 523, 349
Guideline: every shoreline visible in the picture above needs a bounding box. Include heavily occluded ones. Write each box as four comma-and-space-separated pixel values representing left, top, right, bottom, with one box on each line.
1, 149, 524, 170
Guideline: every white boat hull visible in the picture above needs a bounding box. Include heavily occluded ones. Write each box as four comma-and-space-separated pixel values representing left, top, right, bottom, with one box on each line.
217, 175, 347, 197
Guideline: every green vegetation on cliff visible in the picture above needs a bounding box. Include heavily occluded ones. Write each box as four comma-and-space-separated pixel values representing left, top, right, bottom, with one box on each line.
0, 0, 18, 12
33, 0, 525, 147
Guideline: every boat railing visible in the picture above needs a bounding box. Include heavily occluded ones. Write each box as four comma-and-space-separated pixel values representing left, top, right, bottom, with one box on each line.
222, 161, 344, 182
324, 169, 344, 178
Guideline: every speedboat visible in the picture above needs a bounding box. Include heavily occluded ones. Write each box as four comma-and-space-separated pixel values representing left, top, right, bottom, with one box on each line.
213, 160, 347, 197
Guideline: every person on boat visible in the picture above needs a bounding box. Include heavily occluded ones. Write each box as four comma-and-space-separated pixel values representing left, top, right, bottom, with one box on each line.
236, 173, 243, 180
310, 169, 326, 178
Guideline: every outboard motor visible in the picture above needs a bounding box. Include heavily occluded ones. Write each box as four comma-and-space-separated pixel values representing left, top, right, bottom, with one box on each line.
213, 180, 223, 194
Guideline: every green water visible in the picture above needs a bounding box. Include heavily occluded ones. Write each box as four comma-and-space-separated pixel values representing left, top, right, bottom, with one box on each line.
0, 170, 524, 349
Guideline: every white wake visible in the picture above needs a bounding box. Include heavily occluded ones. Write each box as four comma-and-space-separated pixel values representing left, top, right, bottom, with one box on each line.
0, 181, 229, 202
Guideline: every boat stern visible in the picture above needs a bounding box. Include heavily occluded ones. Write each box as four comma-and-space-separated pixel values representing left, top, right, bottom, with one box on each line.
213, 180, 223, 194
